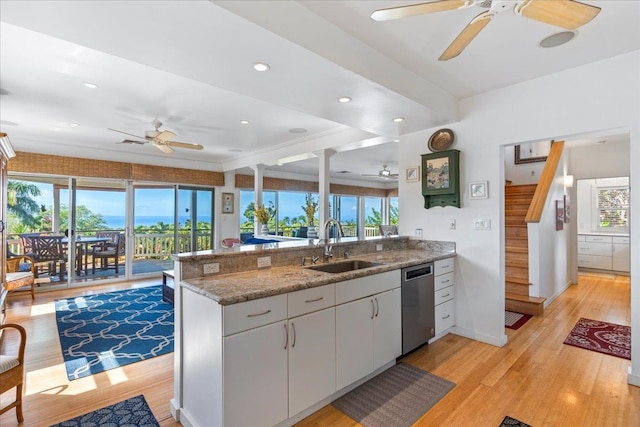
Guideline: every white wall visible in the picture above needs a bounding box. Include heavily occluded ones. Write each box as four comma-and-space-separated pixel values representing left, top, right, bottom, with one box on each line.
504, 145, 547, 185
398, 50, 640, 385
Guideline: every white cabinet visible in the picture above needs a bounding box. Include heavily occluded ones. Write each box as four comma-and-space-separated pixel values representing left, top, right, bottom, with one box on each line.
288, 306, 335, 417
578, 234, 629, 273
433, 258, 455, 337
224, 321, 289, 427
613, 242, 630, 272
335, 271, 401, 390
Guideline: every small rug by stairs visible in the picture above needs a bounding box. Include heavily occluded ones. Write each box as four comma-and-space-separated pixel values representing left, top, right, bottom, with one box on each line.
332, 363, 455, 427
55, 285, 174, 380
50, 395, 159, 427
563, 317, 630, 360
505, 311, 532, 330
500, 415, 532, 426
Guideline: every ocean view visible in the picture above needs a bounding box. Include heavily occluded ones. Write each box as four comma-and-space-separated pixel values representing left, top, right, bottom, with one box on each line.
102, 215, 212, 229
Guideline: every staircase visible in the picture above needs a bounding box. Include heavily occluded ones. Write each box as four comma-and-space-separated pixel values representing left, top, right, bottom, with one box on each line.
505, 184, 546, 316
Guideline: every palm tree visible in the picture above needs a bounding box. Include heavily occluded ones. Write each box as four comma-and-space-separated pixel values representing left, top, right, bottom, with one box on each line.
7, 180, 41, 229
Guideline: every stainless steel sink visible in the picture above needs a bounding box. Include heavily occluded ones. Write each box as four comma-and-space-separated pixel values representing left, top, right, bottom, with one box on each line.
306, 260, 383, 274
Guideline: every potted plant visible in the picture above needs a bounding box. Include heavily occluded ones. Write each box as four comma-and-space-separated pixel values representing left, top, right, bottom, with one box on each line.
302, 193, 318, 238
254, 202, 276, 235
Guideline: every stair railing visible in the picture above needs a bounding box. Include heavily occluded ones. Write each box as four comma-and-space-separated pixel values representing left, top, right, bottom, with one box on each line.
525, 140, 565, 224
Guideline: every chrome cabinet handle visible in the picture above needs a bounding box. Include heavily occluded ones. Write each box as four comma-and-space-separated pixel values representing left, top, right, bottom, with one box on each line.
247, 309, 271, 317
374, 297, 379, 317
442, 293, 450, 298
284, 324, 288, 349
441, 279, 450, 283
305, 297, 323, 303
442, 314, 450, 319
292, 322, 296, 348
371, 299, 375, 319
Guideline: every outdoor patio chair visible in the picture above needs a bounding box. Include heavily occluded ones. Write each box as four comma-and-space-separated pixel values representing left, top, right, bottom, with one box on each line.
92, 232, 125, 274
379, 225, 398, 237
29, 235, 67, 279
6, 255, 35, 299
0, 323, 27, 423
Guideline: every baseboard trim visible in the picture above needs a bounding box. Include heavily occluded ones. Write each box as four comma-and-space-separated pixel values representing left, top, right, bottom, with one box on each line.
451, 326, 507, 347
628, 367, 640, 387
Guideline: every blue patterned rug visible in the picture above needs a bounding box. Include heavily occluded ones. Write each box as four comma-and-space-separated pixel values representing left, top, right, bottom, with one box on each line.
50, 394, 159, 426
55, 285, 174, 380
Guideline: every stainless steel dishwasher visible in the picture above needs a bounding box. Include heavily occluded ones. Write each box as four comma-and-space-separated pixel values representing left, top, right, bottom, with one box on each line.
401, 263, 435, 355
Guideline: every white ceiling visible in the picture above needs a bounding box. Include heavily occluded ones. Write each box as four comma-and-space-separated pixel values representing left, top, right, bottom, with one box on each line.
1, 1, 638, 186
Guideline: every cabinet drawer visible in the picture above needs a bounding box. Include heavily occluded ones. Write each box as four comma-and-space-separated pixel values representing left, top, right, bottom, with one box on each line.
288, 284, 335, 318
585, 235, 612, 243
577, 242, 612, 257
223, 294, 288, 336
435, 285, 454, 306
612, 236, 630, 244
577, 235, 586, 242
577, 254, 612, 270
434, 272, 454, 291
435, 299, 455, 334
336, 270, 400, 305
434, 258, 454, 276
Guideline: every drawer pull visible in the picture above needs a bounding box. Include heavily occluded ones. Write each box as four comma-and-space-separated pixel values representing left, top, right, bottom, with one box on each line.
305, 297, 324, 303
441, 279, 450, 284
284, 324, 288, 349
292, 322, 297, 348
441, 265, 450, 269
371, 299, 375, 319
442, 314, 450, 319
247, 309, 271, 318
441, 293, 450, 298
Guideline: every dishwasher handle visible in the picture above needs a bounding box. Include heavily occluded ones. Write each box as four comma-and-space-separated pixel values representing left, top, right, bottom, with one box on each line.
403, 263, 433, 281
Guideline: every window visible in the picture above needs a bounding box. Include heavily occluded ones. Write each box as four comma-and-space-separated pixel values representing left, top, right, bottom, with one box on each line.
596, 186, 629, 232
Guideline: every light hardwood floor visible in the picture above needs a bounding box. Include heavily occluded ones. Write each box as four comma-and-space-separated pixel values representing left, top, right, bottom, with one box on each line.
1, 274, 638, 427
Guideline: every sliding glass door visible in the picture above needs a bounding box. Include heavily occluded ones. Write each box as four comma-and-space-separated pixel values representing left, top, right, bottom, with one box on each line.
177, 186, 214, 252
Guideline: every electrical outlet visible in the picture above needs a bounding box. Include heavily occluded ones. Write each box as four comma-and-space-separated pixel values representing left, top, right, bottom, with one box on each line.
204, 263, 219, 274
414, 228, 423, 238
448, 219, 456, 230
376, 244, 383, 252
257, 256, 271, 268
474, 218, 491, 231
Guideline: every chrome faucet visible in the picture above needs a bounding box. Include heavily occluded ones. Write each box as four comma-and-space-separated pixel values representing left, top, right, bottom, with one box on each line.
321, 218, 344, 262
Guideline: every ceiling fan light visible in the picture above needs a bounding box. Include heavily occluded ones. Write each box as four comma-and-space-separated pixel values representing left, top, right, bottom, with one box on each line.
253, 62, 270, 71
338, 97, 352, 103
381, 169, 390, 177
539, 31, 575, 48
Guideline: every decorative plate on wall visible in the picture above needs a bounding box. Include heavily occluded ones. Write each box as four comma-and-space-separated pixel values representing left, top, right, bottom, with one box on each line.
428, 128, 454, 152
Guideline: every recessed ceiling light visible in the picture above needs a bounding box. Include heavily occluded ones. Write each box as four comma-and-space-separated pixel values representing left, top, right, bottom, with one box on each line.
394, 139, 400, 143
83, 82, 98, 89
240, 120, 249, 125
393, 117, 404, 122
338, 97, 352, 103
69, 123, 80, 127
253, 62, 270, 72
539, 31, 575, 48
289, 128, 307, 134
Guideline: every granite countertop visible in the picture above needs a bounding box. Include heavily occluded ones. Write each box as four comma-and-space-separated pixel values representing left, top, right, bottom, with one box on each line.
180, 249, 455, 305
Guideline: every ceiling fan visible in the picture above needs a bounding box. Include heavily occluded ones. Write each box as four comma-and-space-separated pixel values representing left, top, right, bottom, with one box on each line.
362, 165, 399, 179
371, 0, 601, 61
108, 119, 204, 154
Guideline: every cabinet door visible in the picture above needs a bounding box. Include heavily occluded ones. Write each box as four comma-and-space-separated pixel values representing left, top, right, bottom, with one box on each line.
224, 321, 288, 427
373, 288, 402, 371
288, 307, 336, 417
336, 298, 374, 390
612, 244, 630, 272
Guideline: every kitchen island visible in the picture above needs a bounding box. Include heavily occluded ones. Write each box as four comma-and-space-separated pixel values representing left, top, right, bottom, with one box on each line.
170, 236, 455, 427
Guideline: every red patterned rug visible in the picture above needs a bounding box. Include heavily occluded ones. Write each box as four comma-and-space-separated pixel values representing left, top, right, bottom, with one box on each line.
563, 318, 631, 360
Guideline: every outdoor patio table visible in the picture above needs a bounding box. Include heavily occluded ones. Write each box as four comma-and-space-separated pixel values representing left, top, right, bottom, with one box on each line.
62, 236, 111, 276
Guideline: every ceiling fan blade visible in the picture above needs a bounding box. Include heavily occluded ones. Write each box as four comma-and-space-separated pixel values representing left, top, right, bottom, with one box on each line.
155, 130, 177, 143
439, 10, 492, 61
371, 0, 470, 21
118, 139, 147, 145
154, 142, 174, 154
516, 0, 600, 30
166, 141, 204, 151
108, 128, 147, 140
